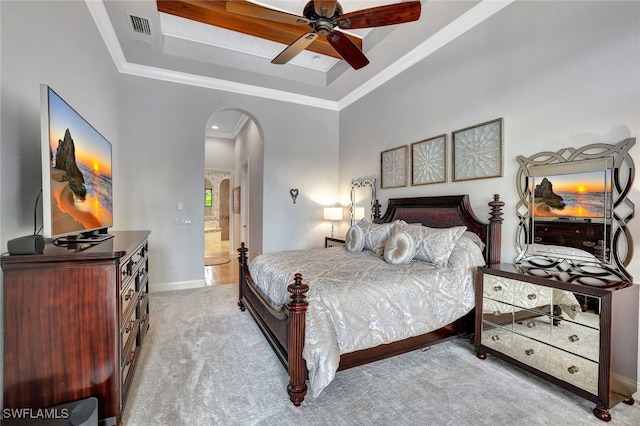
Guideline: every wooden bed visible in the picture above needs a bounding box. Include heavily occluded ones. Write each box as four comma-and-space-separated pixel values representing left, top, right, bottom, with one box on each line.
237, 194, 504, 406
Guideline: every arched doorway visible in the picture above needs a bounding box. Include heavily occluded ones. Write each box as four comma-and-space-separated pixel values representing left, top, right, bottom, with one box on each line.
203, 107, 263, 285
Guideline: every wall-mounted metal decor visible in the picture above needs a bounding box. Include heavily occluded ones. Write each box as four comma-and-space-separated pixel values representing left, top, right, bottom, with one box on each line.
452, 118, 503, 181
411, 134, 446, 185
289, 188, 299, 204
380, 145, 408, 189
350, 178, 376, 225
515, 138, 635, 282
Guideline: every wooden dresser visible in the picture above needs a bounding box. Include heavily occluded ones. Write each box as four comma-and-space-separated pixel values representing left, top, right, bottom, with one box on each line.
475, 263, 638, 422
1, 231, 150, 426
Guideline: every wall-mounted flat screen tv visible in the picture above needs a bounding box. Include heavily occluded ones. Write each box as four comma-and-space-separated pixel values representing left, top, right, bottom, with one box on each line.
40, 85, 113, 243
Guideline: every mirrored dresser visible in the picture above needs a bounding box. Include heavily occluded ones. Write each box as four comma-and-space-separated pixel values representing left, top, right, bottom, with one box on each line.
475, 263, 638, 422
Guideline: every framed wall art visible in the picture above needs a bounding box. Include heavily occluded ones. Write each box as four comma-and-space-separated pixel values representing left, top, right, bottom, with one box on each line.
452, 118, 503, 181
380, 145, 408, 188
411, 134, 447, 185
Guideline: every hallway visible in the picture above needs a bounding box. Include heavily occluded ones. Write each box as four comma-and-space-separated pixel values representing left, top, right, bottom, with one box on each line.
204, 237, 238, 286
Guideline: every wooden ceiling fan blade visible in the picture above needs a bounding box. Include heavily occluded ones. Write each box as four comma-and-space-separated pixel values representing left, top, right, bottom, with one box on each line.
337, 1, 421, 29
326, 31, 369, 70
226, 0, 310, 26
314, 0, 338, 18
272, 32, 319, 64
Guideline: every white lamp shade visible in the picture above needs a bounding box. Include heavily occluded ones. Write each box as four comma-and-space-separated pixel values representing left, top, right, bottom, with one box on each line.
323, 207, 344, 221
354, 207, 366, 220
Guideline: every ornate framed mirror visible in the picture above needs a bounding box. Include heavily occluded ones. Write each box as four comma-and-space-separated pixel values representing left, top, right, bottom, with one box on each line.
515, 138, 635, 282
350, 178, 376, 226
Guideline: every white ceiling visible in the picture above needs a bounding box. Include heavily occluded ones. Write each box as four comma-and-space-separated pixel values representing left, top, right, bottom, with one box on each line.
89, 0, 514, 138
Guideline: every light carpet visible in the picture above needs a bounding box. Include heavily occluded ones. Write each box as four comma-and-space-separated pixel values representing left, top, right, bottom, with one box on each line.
123, 284, 640, 425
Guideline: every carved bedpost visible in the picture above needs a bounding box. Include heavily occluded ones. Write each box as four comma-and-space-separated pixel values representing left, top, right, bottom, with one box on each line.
372, 200, 382, 223
488, 194, 504, 265
287, 273, 309, 406
237, 243, 248, 311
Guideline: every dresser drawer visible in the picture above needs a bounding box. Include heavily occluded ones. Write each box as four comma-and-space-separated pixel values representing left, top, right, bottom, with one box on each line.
550, 321, 599, 362
121, 311, 138, 361
483, 274, 553, 313
120, 281, 137, 323
545, 344, 599, 395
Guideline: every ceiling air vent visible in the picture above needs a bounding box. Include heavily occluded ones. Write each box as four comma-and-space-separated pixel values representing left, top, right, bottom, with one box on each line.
128, 14, 152, 36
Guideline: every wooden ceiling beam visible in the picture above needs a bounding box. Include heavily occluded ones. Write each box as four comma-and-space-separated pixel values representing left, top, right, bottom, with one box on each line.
156, 1, 363, 61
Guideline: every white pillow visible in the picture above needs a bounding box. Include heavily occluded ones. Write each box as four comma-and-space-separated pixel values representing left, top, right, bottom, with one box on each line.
399, 224, 467, 267
345, 224, 365, 252
363, 221, 397, 256
384, 231, 416, 265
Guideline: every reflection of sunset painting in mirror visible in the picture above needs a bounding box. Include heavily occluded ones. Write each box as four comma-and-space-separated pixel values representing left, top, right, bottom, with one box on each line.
534, 170, 611, 219
547, 171, 607, 193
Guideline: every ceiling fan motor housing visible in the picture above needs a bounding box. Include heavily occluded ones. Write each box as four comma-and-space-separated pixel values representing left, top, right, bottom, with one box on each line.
304, 1, 343, 35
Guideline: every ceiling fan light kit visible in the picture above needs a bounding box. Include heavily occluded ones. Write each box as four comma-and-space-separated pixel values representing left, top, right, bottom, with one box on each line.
226, 0, 422, 70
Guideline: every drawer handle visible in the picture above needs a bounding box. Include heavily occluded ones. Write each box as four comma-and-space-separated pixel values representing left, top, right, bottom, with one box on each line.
491, 335, 500, 341
525, 349, 534, 356
126, 349, 136, 367
124, 289, 135, 301
139, 291, 147, 301
493, 310, 502, 316
527, 293, 537, 300
568, 366, 579, 374
125, 320, 135, 333
568, 334, 580, 343
493, 285, 502, 292
527, 321, 536, 328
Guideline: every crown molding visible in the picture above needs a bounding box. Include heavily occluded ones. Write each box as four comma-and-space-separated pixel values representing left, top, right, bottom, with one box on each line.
86, 1, 514, 112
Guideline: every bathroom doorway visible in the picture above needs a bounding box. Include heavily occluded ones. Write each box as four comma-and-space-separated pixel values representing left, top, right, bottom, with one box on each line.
204, 171, 231, 266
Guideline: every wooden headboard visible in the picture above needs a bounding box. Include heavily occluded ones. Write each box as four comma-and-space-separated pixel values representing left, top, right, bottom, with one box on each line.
374, 194, 504, 265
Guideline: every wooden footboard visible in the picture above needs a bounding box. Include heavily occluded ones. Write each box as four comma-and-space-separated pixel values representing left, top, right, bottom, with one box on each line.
238, 194, 504, 406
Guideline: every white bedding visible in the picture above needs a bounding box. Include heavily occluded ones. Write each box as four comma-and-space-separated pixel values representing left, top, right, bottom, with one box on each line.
248, 237, 486, 398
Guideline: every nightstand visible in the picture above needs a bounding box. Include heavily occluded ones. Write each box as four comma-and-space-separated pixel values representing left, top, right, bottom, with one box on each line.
475, 263, 638, 422
325, 237, 345, 248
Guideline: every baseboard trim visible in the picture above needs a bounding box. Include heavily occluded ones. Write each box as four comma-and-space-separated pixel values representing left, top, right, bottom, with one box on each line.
150, 279, 204, 293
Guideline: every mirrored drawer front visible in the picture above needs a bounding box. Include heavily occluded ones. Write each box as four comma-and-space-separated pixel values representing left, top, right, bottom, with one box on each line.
483, 274, 553, 312
482, 324, 599, 395
545, 343, 598, 395
512, 311, 600, 362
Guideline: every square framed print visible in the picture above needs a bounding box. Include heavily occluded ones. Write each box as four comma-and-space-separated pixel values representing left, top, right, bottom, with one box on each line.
452, 118, 503, 181
411, 134, 446, 185
380, 145, 408, 188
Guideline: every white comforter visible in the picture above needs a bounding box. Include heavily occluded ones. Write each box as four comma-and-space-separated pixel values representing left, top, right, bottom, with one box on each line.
248, 241, 485, 398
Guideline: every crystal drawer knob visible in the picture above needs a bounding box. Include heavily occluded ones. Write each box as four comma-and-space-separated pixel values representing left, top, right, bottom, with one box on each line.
527, 321, 536, 328
568, 366, 579, 374
525, 349, 535, 356
568, 334, 580, 342
527, 293, 537, 300
493, 285, 502, 292
491, 335, 500, 341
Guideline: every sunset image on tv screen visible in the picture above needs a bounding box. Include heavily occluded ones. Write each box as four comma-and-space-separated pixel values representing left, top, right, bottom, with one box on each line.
47, 88, 113, 235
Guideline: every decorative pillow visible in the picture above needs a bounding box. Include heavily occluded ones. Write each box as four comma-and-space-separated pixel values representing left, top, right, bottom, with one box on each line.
345, 224, 365, 253
363, 222, 396, 256
448, 235, 486, 268
463, 231, 485, 251
383, 231, 416, 265
398, 224, 467, 267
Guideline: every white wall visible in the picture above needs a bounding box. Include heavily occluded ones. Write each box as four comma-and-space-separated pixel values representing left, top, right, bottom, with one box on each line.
339, 0, 640, 385
205, 136, 235, 170
0, 2, 340, 289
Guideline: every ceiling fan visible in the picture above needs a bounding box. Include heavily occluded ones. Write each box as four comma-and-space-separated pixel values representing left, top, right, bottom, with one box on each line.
225, 0, 422, 70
